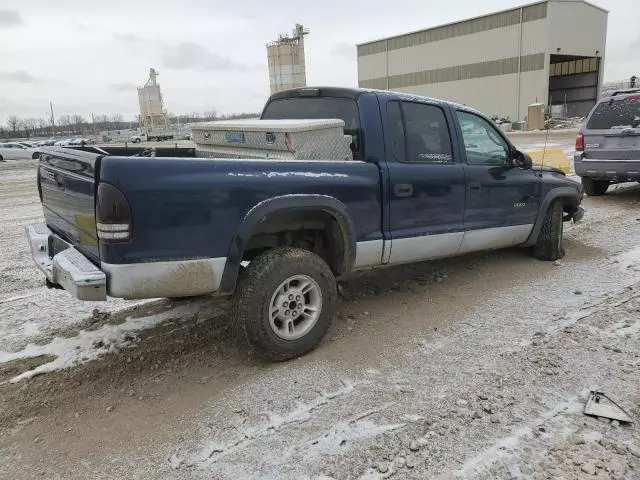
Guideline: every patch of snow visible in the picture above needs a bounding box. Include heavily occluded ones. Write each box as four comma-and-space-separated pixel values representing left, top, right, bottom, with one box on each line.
453, 397, 582, 477
0, 302, 202, 382
303, 419, 405, 460
615, 246, 640, 272
0, 293, 36, 304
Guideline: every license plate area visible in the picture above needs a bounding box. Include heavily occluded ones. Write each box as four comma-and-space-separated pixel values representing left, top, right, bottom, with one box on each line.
604, 136, 640, 149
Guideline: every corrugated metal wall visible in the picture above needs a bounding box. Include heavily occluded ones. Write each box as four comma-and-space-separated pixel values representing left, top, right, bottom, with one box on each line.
356, 1, 608, 121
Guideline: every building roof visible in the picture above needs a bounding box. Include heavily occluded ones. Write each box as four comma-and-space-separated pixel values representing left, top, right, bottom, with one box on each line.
356, 0, 607, 48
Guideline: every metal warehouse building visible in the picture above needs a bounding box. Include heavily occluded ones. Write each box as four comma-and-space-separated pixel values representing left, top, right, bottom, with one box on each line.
357, 0, 608, 121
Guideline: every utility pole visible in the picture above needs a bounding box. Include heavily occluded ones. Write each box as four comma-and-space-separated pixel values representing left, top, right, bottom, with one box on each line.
91, 113, 98, 138
50, 101, 56, 136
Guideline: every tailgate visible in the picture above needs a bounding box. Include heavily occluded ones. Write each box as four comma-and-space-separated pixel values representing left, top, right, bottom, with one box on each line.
38, 148, 101, 262
584, 130, 640, 161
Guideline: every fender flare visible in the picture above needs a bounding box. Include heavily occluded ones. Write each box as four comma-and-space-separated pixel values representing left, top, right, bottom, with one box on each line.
218, 194, 357, 294
522, 187, 581, 247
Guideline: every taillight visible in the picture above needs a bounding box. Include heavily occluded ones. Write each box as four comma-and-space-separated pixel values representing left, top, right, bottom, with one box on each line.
36, 167, 43, 202
575, 134, 584, 152
96, 183, 131, 241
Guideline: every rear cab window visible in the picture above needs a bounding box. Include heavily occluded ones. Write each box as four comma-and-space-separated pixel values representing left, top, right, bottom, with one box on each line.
586, 96, 640, 130
261, 96, 362, 159
385, 100, 454, 163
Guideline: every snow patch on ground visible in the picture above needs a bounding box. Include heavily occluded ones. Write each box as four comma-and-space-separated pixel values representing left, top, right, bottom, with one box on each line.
0, 302, 201, 382
452, 397, 583, 477
615, 246, 640, 272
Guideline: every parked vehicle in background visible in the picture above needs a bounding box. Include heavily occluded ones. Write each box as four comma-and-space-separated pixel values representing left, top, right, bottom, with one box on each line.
0, 142, 38, 160
35, 137, 58, 147
53, 137, 91, 147
131, 129, 175, 143
575, 88, 640, 196
68, 137, 91, 146
26, 87, 584, 360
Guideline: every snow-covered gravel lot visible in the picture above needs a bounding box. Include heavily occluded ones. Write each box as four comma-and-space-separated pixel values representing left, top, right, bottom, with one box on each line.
0, 132, 639, 479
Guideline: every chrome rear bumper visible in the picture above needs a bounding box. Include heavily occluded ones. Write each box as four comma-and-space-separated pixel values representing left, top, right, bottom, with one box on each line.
25, 223, 107, 301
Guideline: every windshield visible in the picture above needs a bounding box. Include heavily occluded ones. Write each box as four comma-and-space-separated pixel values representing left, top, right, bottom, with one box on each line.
261, 97, 362, 159
587, 97, 640, 130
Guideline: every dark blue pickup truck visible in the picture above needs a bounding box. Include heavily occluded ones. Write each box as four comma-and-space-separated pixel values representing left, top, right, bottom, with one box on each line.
27, 87, 584, 360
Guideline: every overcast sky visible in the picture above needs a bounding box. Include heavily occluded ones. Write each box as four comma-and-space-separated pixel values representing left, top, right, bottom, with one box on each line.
0, 0, 638, 125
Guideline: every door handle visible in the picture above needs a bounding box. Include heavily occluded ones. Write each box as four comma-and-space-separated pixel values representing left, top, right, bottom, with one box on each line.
394, 183, 413, 197
468, 182, 481, 191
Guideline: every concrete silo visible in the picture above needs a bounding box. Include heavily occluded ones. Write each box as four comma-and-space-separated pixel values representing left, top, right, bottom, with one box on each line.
267, 24, 309, 94
137, 68, 168, 132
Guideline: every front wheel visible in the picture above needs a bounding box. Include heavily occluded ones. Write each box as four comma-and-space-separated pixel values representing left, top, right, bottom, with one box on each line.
232, 247, 336, 361
581, 177, 609, 196
532, 199, 565, 261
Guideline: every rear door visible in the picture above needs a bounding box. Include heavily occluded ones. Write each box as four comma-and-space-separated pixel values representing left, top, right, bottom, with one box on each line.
583, 96, 640, 161
455, 110, 540, 253
39, 149, 101, 261
383, 99, 466, 265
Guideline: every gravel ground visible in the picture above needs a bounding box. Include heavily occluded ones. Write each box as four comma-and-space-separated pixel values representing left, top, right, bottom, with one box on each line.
0, 134, 639, 479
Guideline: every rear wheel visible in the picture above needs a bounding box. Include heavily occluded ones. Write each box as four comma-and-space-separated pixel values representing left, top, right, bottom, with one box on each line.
0, 155, 4, 162
581, 177, 609, 196
533, 199, 565, 261
232, 247, 336, 361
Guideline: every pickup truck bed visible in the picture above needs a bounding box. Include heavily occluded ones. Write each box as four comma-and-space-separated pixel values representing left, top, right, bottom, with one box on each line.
27, 86, 584, 359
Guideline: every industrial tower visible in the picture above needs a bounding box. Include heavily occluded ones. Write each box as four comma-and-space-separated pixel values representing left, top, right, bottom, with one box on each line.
267, 24, 309, 94
137, 68, 168, 132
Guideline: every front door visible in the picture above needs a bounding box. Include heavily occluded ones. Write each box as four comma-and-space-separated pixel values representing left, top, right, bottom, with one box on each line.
455, 110, 540, 254
385, 100, 466, 265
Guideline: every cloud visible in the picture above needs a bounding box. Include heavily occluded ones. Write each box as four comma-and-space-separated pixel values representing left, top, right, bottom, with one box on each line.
113, 33, 143, 44
162, 42, 249, 71
0, 9, 23, 28
331, 42, 356, 59
0, 71, 40, 83
108, 82, 137, 92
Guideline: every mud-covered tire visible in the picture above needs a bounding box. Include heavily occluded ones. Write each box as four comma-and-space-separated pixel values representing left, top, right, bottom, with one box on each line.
533, 199, 565, 261
232, 247, 336, 361
581, 177, 609, 196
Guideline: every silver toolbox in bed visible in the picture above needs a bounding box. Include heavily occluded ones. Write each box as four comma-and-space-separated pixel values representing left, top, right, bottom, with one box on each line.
191, 119, 353, 160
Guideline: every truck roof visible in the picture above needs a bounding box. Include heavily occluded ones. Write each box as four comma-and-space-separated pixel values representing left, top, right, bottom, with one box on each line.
268, 86, 481, 115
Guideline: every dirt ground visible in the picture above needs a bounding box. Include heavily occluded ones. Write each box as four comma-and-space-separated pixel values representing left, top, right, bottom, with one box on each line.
1, 133, 639, 479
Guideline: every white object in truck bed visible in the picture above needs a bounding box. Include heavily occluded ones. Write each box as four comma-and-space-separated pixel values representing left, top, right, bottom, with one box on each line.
190, 119, 353, 160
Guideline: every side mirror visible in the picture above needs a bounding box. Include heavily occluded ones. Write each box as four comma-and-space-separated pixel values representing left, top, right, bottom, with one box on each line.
510, 149, 533, 169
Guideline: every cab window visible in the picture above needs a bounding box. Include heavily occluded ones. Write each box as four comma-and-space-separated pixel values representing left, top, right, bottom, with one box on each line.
457, 111, 509, 166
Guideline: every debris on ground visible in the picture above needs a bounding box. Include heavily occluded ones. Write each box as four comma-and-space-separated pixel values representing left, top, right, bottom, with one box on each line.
584, 391, 633, 424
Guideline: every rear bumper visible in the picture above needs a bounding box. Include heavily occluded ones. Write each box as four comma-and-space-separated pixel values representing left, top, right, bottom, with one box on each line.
26, 223, 227, 300
25, 223, 107, 301
574, 154, 640, 181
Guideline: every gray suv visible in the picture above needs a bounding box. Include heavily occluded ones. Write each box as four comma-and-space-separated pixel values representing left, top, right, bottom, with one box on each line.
575, 88, 640, 196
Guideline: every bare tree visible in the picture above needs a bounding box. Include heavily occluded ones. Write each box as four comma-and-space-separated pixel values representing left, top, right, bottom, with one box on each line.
111, 113, 124, 130
204, 110, 218, 121
22, 118, 38, 137
37, 118, 47, 131
7, 115, 20, 133
57, 115, 71, 134
70, 114, 86, 134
